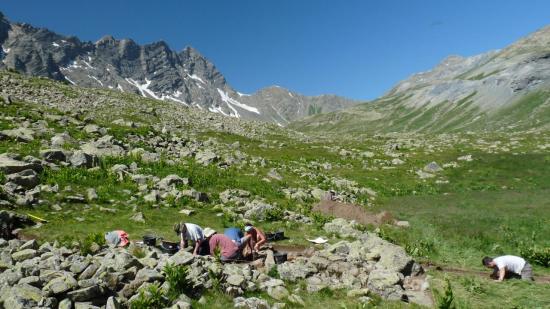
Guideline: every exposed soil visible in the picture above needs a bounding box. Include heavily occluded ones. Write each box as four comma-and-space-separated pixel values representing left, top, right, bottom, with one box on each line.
423, 263, 550, 284
312, 200, 394, 226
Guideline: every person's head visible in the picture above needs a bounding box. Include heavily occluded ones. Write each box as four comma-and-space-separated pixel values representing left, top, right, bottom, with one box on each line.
203, 227, 216, 239
244, 223, 254, 234
482, 256, 495, 268
173, 222, 187, 235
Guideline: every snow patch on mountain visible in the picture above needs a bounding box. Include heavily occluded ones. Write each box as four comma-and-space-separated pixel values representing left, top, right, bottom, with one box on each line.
126, 78, 161, 100
217, 88, 260, 114
188, 74, 206, 84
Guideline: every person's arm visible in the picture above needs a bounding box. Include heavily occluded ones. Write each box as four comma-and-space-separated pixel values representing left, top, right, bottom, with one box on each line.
179, 232, 186, 250
254, 230, 267, 251
193, 240, 201, 255
497, 267, 506, 281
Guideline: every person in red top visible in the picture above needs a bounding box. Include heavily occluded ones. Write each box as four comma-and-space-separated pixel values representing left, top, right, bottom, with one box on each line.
244, 223, 267, 252
204, 228, 240, 262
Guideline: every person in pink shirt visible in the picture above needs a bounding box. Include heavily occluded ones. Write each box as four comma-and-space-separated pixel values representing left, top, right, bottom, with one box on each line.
204, 228, 240, 262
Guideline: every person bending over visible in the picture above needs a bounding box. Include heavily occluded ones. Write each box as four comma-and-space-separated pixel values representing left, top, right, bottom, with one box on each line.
173, 222, 205, 255
482, 255, 533, 281
205, 228, 241, 262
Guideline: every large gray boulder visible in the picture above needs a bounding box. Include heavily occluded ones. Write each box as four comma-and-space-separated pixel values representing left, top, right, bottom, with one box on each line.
0, 153, 43, 174
323, 218, 362, 238
243, 200, 275, 221
43, 273, 77, 295
80, 136, 125, 157
6, 169, 39, 189
277, 259, 316, 282
195, 150, 218, 166
11, 249, 37, 262
51, 132, 75, 147
367, 269, 405, 301
0, 128, 35, 142
157, 174, 189, 190
69, 150, 98, 168
40, 149, 69, 162
67, 285, 102, 302
0, 283, 45, 309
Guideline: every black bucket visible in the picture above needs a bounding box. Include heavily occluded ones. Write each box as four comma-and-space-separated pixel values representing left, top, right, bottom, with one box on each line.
266, 230, 285, 242
143, 235, 157, 246
161, 240, 179, 254
274, 252, 287, 264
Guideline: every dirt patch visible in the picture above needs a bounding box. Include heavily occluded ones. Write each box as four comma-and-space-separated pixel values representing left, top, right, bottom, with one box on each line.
423, 263, 550, 284
271, 244, 315, 257
312, 200, 394, 226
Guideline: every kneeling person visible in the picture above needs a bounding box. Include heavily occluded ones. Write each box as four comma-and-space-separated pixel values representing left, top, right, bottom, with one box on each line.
205, 228, 241, 262
482, 255, 533, 281
173, 222, 205, 255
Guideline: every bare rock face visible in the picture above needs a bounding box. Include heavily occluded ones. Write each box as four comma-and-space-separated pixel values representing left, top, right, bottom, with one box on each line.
0, 12, 356, 124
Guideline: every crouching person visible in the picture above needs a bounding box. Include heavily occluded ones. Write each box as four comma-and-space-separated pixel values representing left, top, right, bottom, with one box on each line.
205, 228, 241, 262
173, 222, 207, 255
244, 223, 266, 252
482, 255, 534, 281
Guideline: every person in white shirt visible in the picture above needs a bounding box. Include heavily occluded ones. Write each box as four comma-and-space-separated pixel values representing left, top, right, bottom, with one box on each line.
173, 222, 205, 255
482, 255, 533, 281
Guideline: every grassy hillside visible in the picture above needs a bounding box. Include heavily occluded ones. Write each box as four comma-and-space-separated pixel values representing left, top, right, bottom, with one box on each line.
1, 71, 549, 308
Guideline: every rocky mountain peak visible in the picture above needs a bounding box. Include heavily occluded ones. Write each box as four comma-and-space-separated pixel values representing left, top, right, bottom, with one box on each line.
0, 11, 357, 123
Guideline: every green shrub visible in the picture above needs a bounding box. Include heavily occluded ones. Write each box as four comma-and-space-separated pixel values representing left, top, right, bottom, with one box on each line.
267, 265, 280, 279
461, 276, 486, 295
208, 269, 222, 291
434, 278, 456, 309
163, 263, 192, 299
265, 207, 284, 221
405, 239, 436, 258
130, 283, 169, 309
311, 212, 333, 229
80, 232, 105, 255
129, 245, 146, 259
520, 245, 550, 267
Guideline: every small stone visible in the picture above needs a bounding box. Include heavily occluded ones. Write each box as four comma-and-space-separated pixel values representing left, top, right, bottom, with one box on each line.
226, 274, 245, 287
87, 188, 98, 201
178, 209, 194, 216
12, 249, 37, 262
20, 239, 38, 250
130, 212, 145, 223
395, 220, 410, 228
267, 285, 289, 300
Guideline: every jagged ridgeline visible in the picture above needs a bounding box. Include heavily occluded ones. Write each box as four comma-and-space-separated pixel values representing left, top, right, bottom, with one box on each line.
0, 11, 357, 125
290, 26, 550, 134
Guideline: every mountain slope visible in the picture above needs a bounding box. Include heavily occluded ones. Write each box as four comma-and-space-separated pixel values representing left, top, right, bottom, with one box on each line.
0, 12, 357, 124
291, 26, 550, 133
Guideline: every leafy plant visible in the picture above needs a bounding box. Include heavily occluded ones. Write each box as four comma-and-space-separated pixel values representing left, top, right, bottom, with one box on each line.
520, 245, 550, 267
130, 283, 169, 309
311, 212, 333, 229
267, 265, 280, 279
405, 239, 436, 258
461, 276, 486, 295
80, 232, 105, 255
434, 278, 456, 309
265, 207, 284, 221
129, 245, 146, 259
163, 263, 192, 299
208, 269, 223, 291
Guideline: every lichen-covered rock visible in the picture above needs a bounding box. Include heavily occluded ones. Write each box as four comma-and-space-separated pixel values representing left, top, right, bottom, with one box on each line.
367, 269, 405, 301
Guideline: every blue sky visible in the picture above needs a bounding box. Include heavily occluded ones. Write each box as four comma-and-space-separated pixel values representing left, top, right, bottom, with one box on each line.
2, 1, 550, 100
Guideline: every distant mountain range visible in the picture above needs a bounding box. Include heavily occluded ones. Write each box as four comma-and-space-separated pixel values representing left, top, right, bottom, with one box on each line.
291, 26, 550, 133
0, 11, 358, 124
